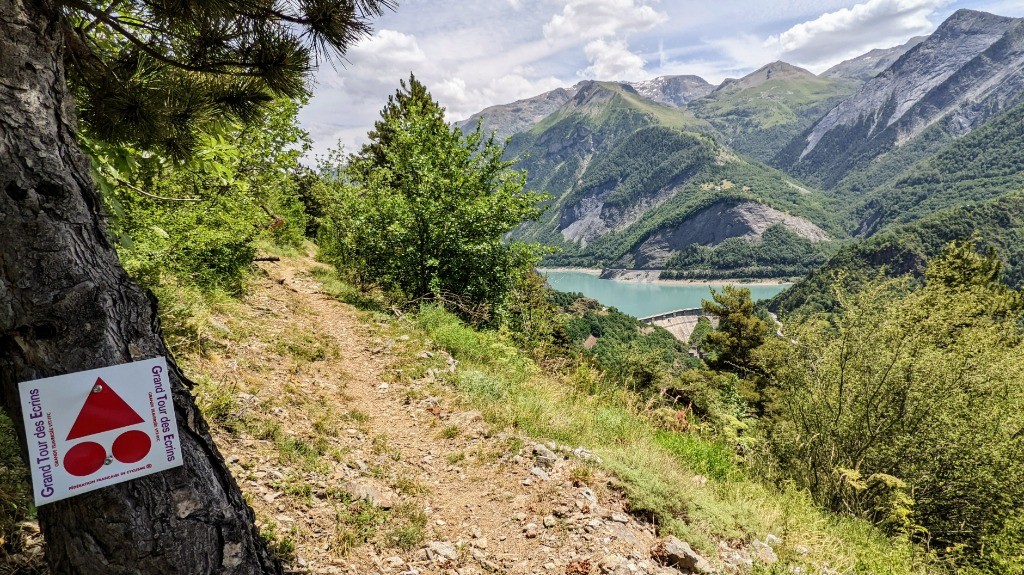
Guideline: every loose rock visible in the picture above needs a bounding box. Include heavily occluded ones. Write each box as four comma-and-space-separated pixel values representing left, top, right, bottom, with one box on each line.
423, 541, 458, 564
533, 443, 558, 468
751, 540, 777, 564
651, 536, 714, 574
338, 479, 394, 509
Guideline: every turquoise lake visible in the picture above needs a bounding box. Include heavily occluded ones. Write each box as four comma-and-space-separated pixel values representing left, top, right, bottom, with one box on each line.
540, 270, 791, 318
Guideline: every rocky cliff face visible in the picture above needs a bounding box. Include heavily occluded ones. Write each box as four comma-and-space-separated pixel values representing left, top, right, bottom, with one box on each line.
627, 75, 713, 107
558, 180, 680, 246
624, 201, 829, 268
792, 10, 1024, 186
822, 36, 927, 82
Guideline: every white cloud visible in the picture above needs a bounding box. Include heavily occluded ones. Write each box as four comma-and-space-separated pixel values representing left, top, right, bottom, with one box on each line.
710, 33, 781, 72
766, 0, 949, 67
543, 0, 665, 81
543, 0, 666, 42
298, 1, 1016, 158
348, 29, 426, 66
300, 26, 566, 158
581, 39, 647, 80
705, 0, 949, 73
333, 29, 428, 102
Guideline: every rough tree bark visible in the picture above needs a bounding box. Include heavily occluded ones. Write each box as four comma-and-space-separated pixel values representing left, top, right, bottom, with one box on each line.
0, 0, 282, 572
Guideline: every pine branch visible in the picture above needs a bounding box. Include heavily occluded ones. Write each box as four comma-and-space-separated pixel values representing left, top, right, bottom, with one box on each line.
66, 0, 271, 76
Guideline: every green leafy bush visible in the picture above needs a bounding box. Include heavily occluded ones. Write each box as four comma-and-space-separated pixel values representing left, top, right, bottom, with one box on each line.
318, 76, 548, 320
86, 98, 310, 294
758, 243, 1024, 571
556, 292, 694, 389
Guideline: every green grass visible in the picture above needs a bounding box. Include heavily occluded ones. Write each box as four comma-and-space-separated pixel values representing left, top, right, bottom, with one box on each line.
276, 436, 330, 471
332, 501, 385, 555
386, 502, 428, 550
272, 331, 336, 363
692, 76, 857, 130
260, 521, 298, 562
150, 281, 239, 356
310, 266, 387, 312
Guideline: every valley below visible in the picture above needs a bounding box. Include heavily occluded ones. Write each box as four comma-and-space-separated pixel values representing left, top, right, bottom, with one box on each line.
460, 8, 1024, 296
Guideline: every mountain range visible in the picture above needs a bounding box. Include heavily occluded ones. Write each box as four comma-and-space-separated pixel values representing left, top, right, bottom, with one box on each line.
457, 8, 1024, 291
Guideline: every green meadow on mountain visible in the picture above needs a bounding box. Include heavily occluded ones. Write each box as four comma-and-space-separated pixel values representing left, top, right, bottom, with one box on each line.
687, 61, 858, 162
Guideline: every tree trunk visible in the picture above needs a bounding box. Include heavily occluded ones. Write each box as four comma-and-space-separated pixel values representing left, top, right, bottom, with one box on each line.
0, 0, 282, 572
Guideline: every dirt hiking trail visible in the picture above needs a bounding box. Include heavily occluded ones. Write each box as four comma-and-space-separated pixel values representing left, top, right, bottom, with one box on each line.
191, 254, 702, 575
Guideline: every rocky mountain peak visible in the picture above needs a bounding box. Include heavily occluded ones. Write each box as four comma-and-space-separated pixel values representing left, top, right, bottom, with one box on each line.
456, 86, 578, 139
564, 80, 631, 110
627, 75, 713, 107
937, 8, 1016, 35
795, 8, 1021, 174
717, 61, 814, 92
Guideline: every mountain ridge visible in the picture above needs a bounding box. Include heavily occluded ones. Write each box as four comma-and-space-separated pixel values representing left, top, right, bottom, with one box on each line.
456, 7, 1024, 281
822, 36, 927, 82
627, 75, 714, 107
784, 9, 1024, 188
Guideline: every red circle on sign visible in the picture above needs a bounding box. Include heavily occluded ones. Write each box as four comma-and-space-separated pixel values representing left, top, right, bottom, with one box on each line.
65, 442, 106, 476
112, 430, 152, 464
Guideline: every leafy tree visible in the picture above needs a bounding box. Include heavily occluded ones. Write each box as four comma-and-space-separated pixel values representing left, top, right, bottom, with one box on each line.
0, 0, 392, 571
924, 238, 1021, 315
548, 292, 692, 390
757, 243, 1024, 570
320, 76, 548, 320
701, 286, 770, 373
90, 98, 311, 295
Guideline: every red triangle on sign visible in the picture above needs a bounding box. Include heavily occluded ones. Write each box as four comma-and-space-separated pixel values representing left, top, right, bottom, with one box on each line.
66, 378, 145, 440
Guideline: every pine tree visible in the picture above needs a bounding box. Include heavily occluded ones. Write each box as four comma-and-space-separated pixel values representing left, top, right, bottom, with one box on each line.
0, 0, 392, 572
701, 285, 770, 373
356, 73, 444, 174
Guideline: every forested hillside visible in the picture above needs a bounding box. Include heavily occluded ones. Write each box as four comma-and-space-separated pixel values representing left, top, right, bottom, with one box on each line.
845, 98, 1024, 235
503, 81, 839, 276
770, 194, 1024, 315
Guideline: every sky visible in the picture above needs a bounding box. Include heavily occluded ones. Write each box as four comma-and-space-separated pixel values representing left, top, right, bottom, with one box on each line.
299, 0, 1024, 158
